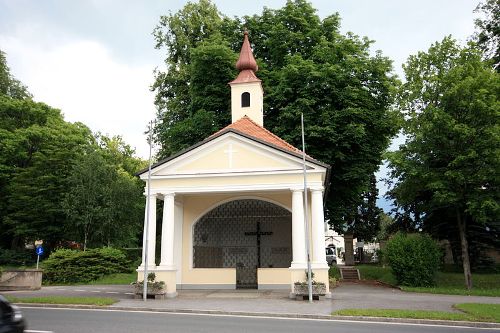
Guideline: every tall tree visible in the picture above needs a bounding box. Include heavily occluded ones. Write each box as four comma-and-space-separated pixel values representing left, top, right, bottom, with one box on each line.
0, 50, 31, 100
63, 137, 145, 250
387, 37, 500, 289
0, 96, 92, 248
152, 0, 399, 236
474, 0, 500, 71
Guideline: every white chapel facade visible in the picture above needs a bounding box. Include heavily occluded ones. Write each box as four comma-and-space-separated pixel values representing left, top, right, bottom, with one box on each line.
137, 31, 331, 298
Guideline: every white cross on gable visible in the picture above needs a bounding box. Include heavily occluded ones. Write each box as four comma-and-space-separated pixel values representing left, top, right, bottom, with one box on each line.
223, 143, 238, 169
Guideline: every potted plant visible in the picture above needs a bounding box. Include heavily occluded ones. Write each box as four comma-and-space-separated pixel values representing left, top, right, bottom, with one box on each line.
133, 273, 165, 299
293, 271, 326, 300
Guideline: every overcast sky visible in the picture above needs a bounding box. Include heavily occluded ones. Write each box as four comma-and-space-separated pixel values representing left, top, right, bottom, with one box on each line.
0, 0, 481, 210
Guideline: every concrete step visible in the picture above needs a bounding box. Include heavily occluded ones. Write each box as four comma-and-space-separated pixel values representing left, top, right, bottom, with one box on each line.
339, 267, 360, 281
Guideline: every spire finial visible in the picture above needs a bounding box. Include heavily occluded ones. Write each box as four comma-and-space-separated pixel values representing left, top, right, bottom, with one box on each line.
235, 30, 258, 72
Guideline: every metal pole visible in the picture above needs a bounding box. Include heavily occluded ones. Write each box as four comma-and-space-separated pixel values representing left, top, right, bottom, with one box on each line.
36, 255, 40, 270
143, 120, 154, 301
301, 113, 313, 303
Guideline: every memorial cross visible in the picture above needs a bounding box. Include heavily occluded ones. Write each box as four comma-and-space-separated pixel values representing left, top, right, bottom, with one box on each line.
245, 222, 273, 267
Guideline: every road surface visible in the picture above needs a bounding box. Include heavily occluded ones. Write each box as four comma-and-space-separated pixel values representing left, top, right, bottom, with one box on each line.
21, 307, 499, 333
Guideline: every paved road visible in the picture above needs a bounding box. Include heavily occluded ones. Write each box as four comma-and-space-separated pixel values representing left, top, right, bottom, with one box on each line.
21, 307, 500, 333
5, 282, 500, 317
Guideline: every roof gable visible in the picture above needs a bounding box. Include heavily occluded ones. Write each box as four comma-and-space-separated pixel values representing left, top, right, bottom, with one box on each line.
137, 116, 329, 177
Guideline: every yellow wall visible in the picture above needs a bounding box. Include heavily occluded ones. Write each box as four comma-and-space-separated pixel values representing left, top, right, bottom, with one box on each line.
180, 192, 292, 286
258, 268, 290, 285
153, 173, 324, 189
177, 141, 292, 172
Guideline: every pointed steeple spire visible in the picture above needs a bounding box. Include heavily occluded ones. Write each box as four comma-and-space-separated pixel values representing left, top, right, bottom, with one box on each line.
235, 30, 258, 72
229, 30, 264, 126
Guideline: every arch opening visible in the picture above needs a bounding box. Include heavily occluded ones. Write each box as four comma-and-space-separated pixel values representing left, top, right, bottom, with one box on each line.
241, 92, 250, 107
193, 199, 292, 288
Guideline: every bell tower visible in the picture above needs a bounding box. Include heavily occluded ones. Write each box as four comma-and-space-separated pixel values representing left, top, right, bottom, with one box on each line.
229, 31, 264, 126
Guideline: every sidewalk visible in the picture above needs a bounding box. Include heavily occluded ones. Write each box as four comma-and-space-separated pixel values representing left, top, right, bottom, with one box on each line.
5, 282, 500, 326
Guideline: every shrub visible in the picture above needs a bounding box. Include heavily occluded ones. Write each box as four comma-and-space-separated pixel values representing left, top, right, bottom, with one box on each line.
329, 265, 341, 279
0, 249, 36, 266
385, 232, 441, 287
42, 247, 132, 284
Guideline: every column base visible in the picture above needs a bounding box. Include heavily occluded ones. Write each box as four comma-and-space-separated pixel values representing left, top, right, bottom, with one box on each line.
136, 265, 157, 272
156, 265, 176, 271
311, 262, 330, 269
289, 262, 307, 269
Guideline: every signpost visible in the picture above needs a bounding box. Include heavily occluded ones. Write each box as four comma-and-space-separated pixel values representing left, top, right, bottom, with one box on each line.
35, 245, 44, 269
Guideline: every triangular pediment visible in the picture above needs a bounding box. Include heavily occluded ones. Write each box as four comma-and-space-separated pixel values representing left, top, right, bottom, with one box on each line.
147, 132, 324, 178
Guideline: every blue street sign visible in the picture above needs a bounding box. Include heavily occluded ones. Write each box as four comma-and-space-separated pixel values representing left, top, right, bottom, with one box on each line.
36, 246, 44, 256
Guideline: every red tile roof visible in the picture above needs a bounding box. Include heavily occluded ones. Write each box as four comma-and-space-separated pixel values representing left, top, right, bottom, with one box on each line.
212, 116, 302, 154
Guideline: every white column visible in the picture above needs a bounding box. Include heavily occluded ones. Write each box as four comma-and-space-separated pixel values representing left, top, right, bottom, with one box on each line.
291, 189, 306, 266
159, 193, 175, 269
312, 188, 328, 265
141, 194, 157, 268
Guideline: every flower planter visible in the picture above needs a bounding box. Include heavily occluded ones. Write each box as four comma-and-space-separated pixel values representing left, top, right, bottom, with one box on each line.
133, 283, 166, 300
293, 282, 326, 300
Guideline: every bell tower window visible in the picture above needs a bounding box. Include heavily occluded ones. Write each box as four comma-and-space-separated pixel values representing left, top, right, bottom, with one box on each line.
241, 92, 250, 107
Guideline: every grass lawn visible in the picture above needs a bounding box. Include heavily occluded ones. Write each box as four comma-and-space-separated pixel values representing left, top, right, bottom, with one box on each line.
356, 265, 500, 296
6, 296, 117, 306
88, 272, 137, 285
332, 303, 500, 323
42, 271, 137, 286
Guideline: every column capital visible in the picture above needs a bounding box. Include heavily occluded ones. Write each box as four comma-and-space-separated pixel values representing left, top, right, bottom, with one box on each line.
310, 186, 324, 193
162, 192, 175, 199
290, 187, 304, 193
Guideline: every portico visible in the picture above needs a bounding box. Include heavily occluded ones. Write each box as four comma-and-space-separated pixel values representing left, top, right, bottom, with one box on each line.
136, 31, 331, 298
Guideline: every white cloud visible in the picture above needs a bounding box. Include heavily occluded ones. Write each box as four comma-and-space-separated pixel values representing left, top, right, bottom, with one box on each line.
1, 33, 156, 158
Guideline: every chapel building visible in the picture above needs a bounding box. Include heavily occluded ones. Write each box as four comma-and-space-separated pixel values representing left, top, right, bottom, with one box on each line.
137, 31, 331, 298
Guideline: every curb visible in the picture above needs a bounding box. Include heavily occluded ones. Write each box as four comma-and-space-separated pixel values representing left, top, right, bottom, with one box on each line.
15, 303, 500, 329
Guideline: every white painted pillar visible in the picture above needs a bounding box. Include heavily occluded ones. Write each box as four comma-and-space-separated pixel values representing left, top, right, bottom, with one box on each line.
141, 194, 157, 268
291, 189, 306, 266
312, 188, 327, 265
159, 193, 175, 268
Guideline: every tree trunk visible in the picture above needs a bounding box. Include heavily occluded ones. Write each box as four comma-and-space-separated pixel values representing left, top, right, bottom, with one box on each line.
83, 232, 88, 252
456, 209, 472, 290
344, 233, 354, 266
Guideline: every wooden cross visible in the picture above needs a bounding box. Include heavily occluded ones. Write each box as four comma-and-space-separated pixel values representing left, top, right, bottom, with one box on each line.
245, 222, 273, 267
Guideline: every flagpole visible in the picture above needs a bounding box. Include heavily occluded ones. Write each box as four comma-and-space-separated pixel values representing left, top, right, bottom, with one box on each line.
143, 120, 154, 301
301, 113, 313, 303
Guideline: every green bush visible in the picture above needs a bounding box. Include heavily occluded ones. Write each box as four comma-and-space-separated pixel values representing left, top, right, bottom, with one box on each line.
329, 265, 341, 279
385, 233, 441, 287
42, 247, 132, 284
0, 249, 36, 266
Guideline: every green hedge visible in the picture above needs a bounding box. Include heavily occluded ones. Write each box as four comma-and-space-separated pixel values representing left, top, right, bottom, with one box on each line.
385, 233, 441, 287
0, 249, 36, 266
42, 248, 132, 284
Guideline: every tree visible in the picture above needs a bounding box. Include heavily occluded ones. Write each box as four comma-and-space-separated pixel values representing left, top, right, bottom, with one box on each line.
0, 96, 92, 249
387, 37, 500, 289
0, 50, 32, 100
152, 0, 399, 237
352, 174, 383, 242
63, 138, 145, 250
474, 0, 500, 71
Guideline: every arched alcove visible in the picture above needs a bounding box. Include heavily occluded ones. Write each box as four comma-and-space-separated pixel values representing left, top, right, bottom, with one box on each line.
193, 199, 292, 288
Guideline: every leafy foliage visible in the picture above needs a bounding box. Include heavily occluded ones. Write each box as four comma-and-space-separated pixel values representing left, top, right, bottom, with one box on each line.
474, 0, 500, 70
42, 248, 132, 284
0, 50, 31, 99
152, 0, 398, 235
0, 50, 145, 252
0, 248, 36, 266
386, 37, 500, 289
385, 233, 442, 287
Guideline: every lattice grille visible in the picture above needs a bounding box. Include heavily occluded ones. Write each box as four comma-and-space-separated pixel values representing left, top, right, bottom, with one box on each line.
193, 199, 292, 273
